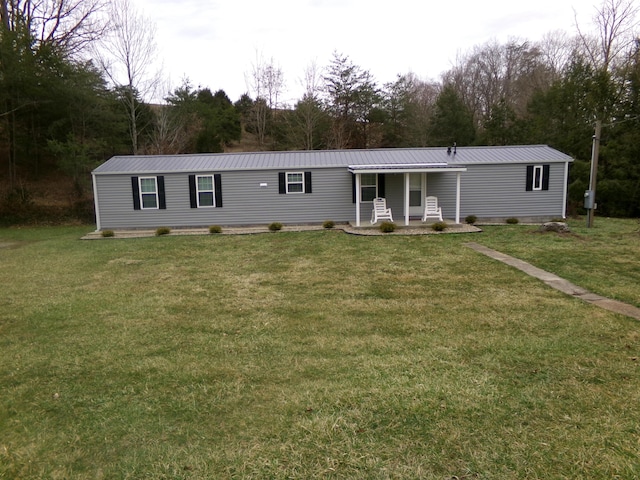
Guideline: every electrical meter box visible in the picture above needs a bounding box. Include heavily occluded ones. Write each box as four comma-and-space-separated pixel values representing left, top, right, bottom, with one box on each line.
584, 190, 594, 209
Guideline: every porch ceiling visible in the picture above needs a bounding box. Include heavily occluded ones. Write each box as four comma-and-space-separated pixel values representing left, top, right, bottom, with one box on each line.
347, 164, 467, 174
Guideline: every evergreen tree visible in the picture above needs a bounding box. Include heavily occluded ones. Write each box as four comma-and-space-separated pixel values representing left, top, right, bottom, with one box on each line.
194, 89, 241, 153
428, 85, 475, 146
323, 52, 381, 148
481, 99, 525, 145
165, 84, 241, 154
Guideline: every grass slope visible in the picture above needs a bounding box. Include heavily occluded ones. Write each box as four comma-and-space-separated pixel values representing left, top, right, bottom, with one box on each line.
1, 219, 639, 479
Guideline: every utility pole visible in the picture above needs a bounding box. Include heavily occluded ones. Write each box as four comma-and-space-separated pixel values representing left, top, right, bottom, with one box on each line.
586, 120, 601, 228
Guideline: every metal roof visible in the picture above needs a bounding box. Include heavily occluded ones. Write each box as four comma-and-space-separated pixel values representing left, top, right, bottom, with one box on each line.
92, 145, 573, 175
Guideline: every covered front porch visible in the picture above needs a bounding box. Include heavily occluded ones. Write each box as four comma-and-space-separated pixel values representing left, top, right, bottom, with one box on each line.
348, 163, 467, 227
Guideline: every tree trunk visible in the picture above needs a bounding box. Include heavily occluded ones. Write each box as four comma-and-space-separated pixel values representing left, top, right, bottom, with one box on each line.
0, 0, 9, 31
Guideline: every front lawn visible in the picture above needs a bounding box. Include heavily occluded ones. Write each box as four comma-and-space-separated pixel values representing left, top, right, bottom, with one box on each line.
1, 219, 638, 478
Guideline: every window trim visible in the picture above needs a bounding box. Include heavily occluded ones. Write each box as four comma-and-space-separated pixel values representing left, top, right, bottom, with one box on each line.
286, 171, 305, 194
139, 176, 159, 210
196, 174, 216, 208
532, 165, 543, 191
360, 173, 378, 202
526, 165, 550, 192
279, 171, 312, 194
189, 174, 223, 208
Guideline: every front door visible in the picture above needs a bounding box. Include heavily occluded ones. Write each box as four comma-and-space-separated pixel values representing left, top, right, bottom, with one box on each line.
409, 173, 425, 217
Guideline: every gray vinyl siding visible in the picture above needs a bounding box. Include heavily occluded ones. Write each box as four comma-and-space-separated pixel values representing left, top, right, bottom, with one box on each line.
428, 163, 566, 218
344, 165, 567, 223
383, 174, 406, 215
95, 168, 357, 229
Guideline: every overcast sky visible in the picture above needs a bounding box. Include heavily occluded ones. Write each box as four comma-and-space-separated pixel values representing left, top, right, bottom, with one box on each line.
134, 0, 595, 104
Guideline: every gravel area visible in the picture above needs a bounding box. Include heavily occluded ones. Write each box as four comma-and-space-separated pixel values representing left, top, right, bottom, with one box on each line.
82, 222, 482, 239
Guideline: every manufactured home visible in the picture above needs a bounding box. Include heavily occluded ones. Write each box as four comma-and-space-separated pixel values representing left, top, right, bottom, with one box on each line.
91, 145, 573, 231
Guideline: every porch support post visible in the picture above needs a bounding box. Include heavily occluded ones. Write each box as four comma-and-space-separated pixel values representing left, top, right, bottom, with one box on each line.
355, 173, 361, 227
455, 171, 461, 224
404, 173, 410, 226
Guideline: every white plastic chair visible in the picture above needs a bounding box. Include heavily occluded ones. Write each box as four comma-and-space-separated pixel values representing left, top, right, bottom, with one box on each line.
371, 197, 393, 224
422, 196, 443, 222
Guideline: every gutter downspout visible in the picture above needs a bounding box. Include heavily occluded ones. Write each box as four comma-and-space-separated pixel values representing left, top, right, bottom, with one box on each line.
92, 173, 101, 231
563, 160, 569, 219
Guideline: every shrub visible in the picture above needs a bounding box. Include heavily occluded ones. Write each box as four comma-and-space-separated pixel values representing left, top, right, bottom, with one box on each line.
101, 230, 115, 238
431, 221, 448, 232
268, 222, 283, 232
506, 217, 519, 224
209, 225, 222, 234
155, 226, 171, 236
465, 215, 477, 225
379, 221, 396, 233
323, 220, 335, 229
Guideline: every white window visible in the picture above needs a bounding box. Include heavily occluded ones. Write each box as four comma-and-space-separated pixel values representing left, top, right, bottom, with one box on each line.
527, 165, 549, 192
409, 173, 423, 207
361, 173, 377, 202
197, 175, 215, 207
139, 177, 158, 209
286, 172, 304, 193
532, 165, 543, 191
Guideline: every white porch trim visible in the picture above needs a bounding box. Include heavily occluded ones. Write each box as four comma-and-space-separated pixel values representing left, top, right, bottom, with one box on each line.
349, 165, 467, 227
404, 173, 410, 226
355, 172, 361, 226
456, 172, 461, 224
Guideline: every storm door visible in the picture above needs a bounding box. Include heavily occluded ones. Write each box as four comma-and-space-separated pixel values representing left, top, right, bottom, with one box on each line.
408, 173, 426, 217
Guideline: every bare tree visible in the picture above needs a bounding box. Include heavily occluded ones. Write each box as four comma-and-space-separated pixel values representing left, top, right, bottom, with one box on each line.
293, 61, 325, 149
143, 78, 191, 155
536, 30, 579, 82
144, 105, 192, 155
576, 0, 639, 71
245, 53, 285, 147
0, 0, 108, 56
95, 0, 159, 154
444, 38, 553, 130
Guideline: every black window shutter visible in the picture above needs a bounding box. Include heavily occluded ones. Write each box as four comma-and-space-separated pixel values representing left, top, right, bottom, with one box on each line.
525, 166, 533, 191
352, 174, 356, 203
157, 176, 166, 209
214, 174, 223, 207
131, 176, 141, 210
279, 172, 286, 194
378, 174, 385, 198
542, 165, 550, 191
188, 175, 197, 208
304, 171, 312, 194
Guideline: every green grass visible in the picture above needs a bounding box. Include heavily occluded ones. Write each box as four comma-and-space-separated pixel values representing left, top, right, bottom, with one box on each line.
1, 218, 639, 479
478, 217, 640, 308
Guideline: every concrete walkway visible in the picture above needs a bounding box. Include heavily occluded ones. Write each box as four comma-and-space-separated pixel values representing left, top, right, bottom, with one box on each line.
465, 242, 640, 321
